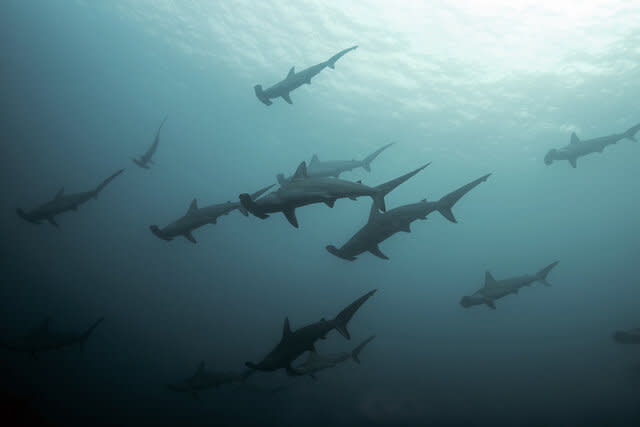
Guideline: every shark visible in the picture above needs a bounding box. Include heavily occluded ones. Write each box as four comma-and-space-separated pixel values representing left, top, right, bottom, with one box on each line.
277, 143, 394, 182
167, 361, 242, 399
327, 174, 491, 261
133, 115, 168, 169
244, 289, 377, 377
0, 317, 104, 358
613, 328, 640, 344
254, 46, 358, 106
460, 261, 559, 309
16, 169, 124, 227
294, 335, 376, 380
150, 184, 274, 243
239, 162, 430, 228
544, 123, 640, 168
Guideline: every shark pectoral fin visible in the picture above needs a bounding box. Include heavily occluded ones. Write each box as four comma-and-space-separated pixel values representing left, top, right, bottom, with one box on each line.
47, 217, 59, 227
282, 93, 293, 104
283, 208, 299, 228
368, 245, 389, 260
324, 199, 336, 208
568, 157, 577, 168
184, 232, 197, 244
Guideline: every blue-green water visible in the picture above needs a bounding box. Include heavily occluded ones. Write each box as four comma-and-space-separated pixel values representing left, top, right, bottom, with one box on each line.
1, 1, 639, 425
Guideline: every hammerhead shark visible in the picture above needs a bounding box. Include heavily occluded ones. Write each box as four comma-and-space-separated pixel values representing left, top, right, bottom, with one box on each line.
278, 143, 394, 182
294, 335, 375, 380
133, 115, 168, 169
613, 328, 640, 344
1, 317, 104, 358
245, 289, 376, 377
254, 46, 358, 106
240, 162, 429, 228
327, 174, 490, 261
544, 123, 640, 168
16, 169, 124, 227
167, 361, 242, 399
150, 184, 274, 243
460, 261, 559, 309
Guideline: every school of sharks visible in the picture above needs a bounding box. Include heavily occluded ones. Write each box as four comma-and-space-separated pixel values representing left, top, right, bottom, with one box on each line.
4, 41, 640, 419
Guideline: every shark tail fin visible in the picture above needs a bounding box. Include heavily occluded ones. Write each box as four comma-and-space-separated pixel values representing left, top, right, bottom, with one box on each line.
239, 193, 269, 219
254, 85, 272, 106
361, 143, 394, 173
351, 335, 375, 364
536, 261, 559, 286
332, 290, 377, 340
79, 317, 104, 350
94, 169, 124, 198
436, 173, 491, 223
373, 163, 430, 212
327, 45, 358, 69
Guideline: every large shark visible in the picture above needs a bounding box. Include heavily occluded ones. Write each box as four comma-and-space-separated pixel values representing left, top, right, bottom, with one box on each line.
240, 162, 429, 228
1, 317, 104, 358
278, 143, 394, 182
544, 123, 640, 168
460, 261, 559, 309
327, 174, 490, 261
16, 169, 124, 227
167, 361, 242, 399
294, 335, 375, 380
150, 184, 274, 243
254, 46, 358, 106
613, 328, 640, 344
245, 289, 376, 377
133, 115, 168, 169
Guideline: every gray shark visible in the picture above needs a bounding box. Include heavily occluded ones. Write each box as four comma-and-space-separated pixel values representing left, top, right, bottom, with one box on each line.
244, 289, 376, 377
254, 46, 358, 106
544, 123, 640, 168
460, 261, 559, 309
327, 174, 490, 261
240, 162, 429, 228
294, 335, 375, 379
1, 317, 103, 358
278, 143, 394, 182
133, 115, 167, 169
150, 184, 274, 243
167, 361, 241, 399
613, 328, 640, 344
16, 169, 124, 227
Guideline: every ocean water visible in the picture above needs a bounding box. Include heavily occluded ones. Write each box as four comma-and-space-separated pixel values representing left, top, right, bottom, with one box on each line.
1, 1, 640, 426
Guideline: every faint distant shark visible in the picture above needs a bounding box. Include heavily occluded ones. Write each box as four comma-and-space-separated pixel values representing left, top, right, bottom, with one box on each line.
254, 46, 358, 106
0, 317, 103, 358
16, 169, 124, 227
544, 123, 640, 168
133, 115, 167, 169
294, 335, 375, 379
327, 174, 490, 261
460, 261, 559, 309
278, 143, 394, 182
167, 361, 241, 399
245, 289, 376, 377
150, 184, 274, 243
240, 162, 429, 228
613, 328, 640, 344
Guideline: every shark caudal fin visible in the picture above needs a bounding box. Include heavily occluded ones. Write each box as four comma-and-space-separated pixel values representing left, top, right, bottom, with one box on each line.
361, 143, 394, 172
536, 261, 559, 286
623, 123, 640, 142
333, 290, 377, 340
373, 163, 430, 211
326, 45, 358, 69
254, 85, 272, 106
94, 169, 124, 198
79, 317, 104, 350
239, 193, 269, 219
435, 173, 491, 223
351, 335, 375, 364
326, 245, 356, 261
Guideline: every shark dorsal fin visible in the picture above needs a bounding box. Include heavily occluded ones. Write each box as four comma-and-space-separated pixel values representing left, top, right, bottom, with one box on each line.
484, 271, 497, 287
310, 154, 319, 164
286, 67, 295, 79
368, 202, 380, 222
282, 317, 292, 340
292, 162, 307, 180
55, 188, 64, 199
188, 199, 198, 214
570, 132, 580, 144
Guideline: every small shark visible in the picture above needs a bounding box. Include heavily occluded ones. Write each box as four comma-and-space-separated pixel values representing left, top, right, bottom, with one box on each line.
245, 289, 376, 377
167, 361, 242, 399
613, 328, 640, 344
133, 115, 168, 169
254, 46, 358, 106
150, 184, 274, 243
1, 317, 104, 358
240, 162, 429, 228
16, 169, 124, 227
294, 335, 375, 379
544, 123, 640, 168
327, 174, 490, 261
460, 261, 559, 309
278, 143, 394, 182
